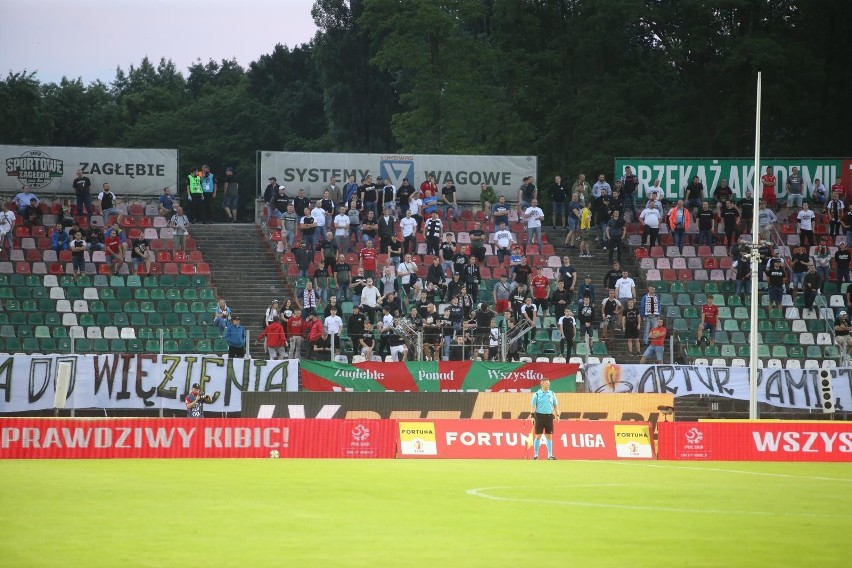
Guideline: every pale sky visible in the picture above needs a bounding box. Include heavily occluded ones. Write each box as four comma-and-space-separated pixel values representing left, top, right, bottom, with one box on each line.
0, 0, 319, 85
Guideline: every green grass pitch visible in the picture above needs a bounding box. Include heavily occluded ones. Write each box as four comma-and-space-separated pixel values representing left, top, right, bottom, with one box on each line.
1, 459, 850, 567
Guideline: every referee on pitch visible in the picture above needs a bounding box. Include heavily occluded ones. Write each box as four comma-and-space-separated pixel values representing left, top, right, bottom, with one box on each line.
530, 379, 559, 460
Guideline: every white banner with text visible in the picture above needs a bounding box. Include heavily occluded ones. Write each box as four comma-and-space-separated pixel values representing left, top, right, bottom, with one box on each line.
260, 151, 537, 201
2, 145, 178, 196
0, 354, 298, 413
586, 364, 852, 411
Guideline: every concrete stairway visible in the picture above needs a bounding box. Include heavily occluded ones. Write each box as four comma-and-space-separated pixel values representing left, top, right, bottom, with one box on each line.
189, 223, 292, 358
542, 221, 652, 364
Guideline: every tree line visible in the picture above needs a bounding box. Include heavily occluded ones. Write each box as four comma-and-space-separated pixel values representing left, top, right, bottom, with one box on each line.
1, 0, 849, 210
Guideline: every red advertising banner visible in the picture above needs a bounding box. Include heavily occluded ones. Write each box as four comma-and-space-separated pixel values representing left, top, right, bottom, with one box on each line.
397, 419, 655, 460
658, 421, 852, 462
0, 419, 396, 459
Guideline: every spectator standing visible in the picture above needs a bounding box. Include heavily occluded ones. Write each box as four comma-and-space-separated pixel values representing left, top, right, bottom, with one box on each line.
169, 206, 190, 252
548, 175, 568, 228
601, 289, 622, 341
835, 242, 851, 286
785, 166, 804, 213
761, 166, 777, 209
684, 176, 704, 217
360, 175, 379, 219
311, 200, 328, 244
523, 199, 545, 254
758, 200, 778, 241
802, 264, 823, 313
399, 209, 418, 254
614, 270, 636, 307
594, 193, 612, 249
738, 190, 755, 235
378, 207, 396, 254
606, 209, 626, 262
387, 234, 403, 269
264, 299, 280, 327
578, 201, 593, 258
420, 175, 437, 199
765, 258, 786, 309
326, 176, 342, 204
72, 168, 95, 220
620, 166, 640, 221
667, 200, 690, 254
713, 179, 733, 214
263, 177, 281, 205
696, 295, 719, 346
592, 174, 611, 200
565, 192, 582, 246
287, 309, 305, 359
292, 189, 310, 221
814, 244, 831, 284
424, 211, 443, 256
257, 318, 287, 360
834, 311, 852, 357
721, 200, 740, 253
0, 203, 15, 252
333, 206, 350, 254
622, 298, 642, 355
223, 167, 239, 222
334, 254, 352, 302
224, 315, 247, 358
531, 267, 550, 316
69, 230, 87, 282
797, 202, 816, 250
639, 198, 662, 250
299, 207, 318, 251
200, 164, 217, 223
518, 176, 537, 211
572, 174, 592, 206
295, 241, 312, 278
324, 306, 343, 353
281, 204, 298, 249
695, 201, 715, 247
313, 260, 331, 305
640, 319, 667, 364
343, 175, 359, 205
397, 178, 415, 218
734, 250, 751, 298
640, 286, 660, 345
269, 186, 290, 223
828, 192, 845, 238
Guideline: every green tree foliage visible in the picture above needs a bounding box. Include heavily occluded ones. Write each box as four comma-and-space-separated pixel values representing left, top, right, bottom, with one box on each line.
1, 0, 850, 198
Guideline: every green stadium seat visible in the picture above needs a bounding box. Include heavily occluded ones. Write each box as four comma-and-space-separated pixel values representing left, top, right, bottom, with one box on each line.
22, 338, 40, 353
130, 313, 147, 326
142, 276, 159, 288
109, 275, 125, 287
0, 288, 13, 300
806, 346, 822, 358
824, 346, 840, 358
56, 338, 73, 353
758, 345, 771, 358
685, 281, 703, 294
212, 339, 228, 352
93, 275, 109, 287
171, 327, 188, 339
188, 326, 205, 339
162, 313, 179, 326
3, 324, 18, 337
665, 306, 681, 319
145, 340, 161, 353
92, 339, 110, 353
157, 300, 173, 313
124, 301, 139, 313
178, 339, 195, 352
10, 312, 27, 326
0, 314, 8, 326
114, 313, 130, 327
183, 289, 198, 300
774, 320, 790, 332
79, 314, 95, 327
686, 345, 702, 358
0, 275, 9, 286
727, 295, 742, 307
116, 288, 133, 300
95, 313, 112, 327
59, 275, 75, 287
5, 299, 20, 311
160, 275, 175, 287
704, 345, 721, 357
720, 345, 736, 358
196, 339, 213, 353
730, 331, 747, 344
89, 300, 105, 313
75, 338, 92, 353
670, 282, 685, 293
140, 301, 156, 313
763, 332, 780, 344
190, 302, 206, 314
206, 326, 222, 339
174, 302, 189, 313
181, 314, 198, 326
34, 326, 51, 339
199, 289, 215, 301
134, 289, 150, 300
40, 338, 57, 352
191, 276, 207, 287
175, 275, 191, 287
110, 339, 127, 351
148, 313, 164, 326
771, 345, 788, 358
4, 337, 22, 352
27, 313, 44, 326
704, 283, 720, 294
53, 327, 68, 339
166, 289, 182, 301
127, 339, 144, 353
126, 275, 142, 288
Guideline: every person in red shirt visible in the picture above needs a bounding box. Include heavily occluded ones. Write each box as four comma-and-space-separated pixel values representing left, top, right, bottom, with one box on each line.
531, 267, 550, 316
696, 294, 719, 346
286, 309, 305, 359
640, 319, 667, 364
256, 319, 287, 360
761, 166, 777, 209
420, 175, 437, 198
104, 225, 125, 275
306, 313, 324, 357
360, 239, 377, 278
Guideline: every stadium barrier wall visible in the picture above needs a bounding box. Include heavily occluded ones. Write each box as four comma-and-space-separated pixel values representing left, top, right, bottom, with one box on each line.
2, 144, 179, 195
242, 392, 673, 424
397, 419, 655, 459
300, 361, 579, 392
0, 354, 299, 414
0, 418, 396, 459
586, 364, 852, 411
657, 421, 852, 462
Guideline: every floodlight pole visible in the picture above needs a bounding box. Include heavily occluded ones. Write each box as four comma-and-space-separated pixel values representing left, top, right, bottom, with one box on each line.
749, 72, 762, 420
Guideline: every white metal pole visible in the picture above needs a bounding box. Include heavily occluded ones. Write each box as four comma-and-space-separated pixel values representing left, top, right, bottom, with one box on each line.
749, 72, 763, 420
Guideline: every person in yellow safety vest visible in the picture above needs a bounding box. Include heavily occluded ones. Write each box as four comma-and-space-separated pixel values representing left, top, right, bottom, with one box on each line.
186, 168, 203, 222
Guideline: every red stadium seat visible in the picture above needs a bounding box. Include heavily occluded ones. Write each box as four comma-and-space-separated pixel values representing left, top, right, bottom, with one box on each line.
173, 251, 188, 263
14, 227, 30, 238
59, 250, 72, 262
661, 269, 676, 281
137, 217, 153, 228
157, 252, 172, 263
196, 263, 210, 275
163, 263, 178, 275
180, 264, 196, 275
15, 262, 30, 274
31, 226, 46, 238
188, 251, 204, 263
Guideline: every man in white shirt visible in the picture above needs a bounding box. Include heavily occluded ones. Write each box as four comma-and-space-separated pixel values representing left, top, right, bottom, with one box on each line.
399, 209, 418, 255
524, 198, 545, 254
614, 270, 636, 306
639, 197, 663, 250
333, 205, 351, 254
408, 195, 424, 232
359, 278, 382, 324
324, 307, 344, 352
797, 201, 816, 249
397, 253, 420, 300
0, 203, 15, 251
493, 222, 516, 264
311, 200, 327, 243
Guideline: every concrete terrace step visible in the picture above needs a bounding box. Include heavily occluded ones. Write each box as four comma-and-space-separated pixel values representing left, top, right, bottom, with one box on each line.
189, 223, 292, 358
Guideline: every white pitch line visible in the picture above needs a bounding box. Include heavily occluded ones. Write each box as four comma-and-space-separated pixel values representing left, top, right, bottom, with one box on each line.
465, 485, 852, 518
599, 460, 852, 483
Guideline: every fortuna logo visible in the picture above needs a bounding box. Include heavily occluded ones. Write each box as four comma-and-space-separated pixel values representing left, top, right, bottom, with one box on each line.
485, 369, 545, 382
684, 427, 703, 444
5, 150, 64, 190
417, 370, 453, 381
351, 424, 370, 442
333, 368, 384, 380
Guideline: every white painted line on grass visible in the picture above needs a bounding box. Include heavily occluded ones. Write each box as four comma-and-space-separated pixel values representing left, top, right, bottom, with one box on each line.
601, 460, 852, 483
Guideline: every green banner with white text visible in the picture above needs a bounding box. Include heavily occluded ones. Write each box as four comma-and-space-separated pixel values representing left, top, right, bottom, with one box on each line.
299, 361, 578, 392
614, 157, 852, 200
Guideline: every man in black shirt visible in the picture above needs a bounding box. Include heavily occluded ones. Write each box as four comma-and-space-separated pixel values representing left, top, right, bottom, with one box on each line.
441, 179, 459, 221
396, 178, 414, 217
469, 222, 487, 264
606, 209, 626, 263
378, 207, 396, 254
577, 296, 595, 342
426, 257, 447, 301
835, 242, 851, 286
765, 258, 786, 309
424, 211, 443, 256
721, 200, 740, 252
558, 257, 576, 305
603, 261, 621, 292
416, 292, 431, 319
549, 280, 571, 318
347, 305, 366, 339
512, 257, 533, 290
595, 193, 612, 248
452, 249, 468, 277
464, 257, 481, 304
685, 175, 704, 217
72, 168, 95, 220
802, 264, 823, 312
696, 201, 715, 247
447, 272, 464, 300
441, 234, 456, 276
549, 175, 568, 228
510, 284, 529, 321
734, 251, 751, 298
738, 190, 754, 235
558, 307, 576, 356
292, 189, 310, 221
359, 176, 379, 220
